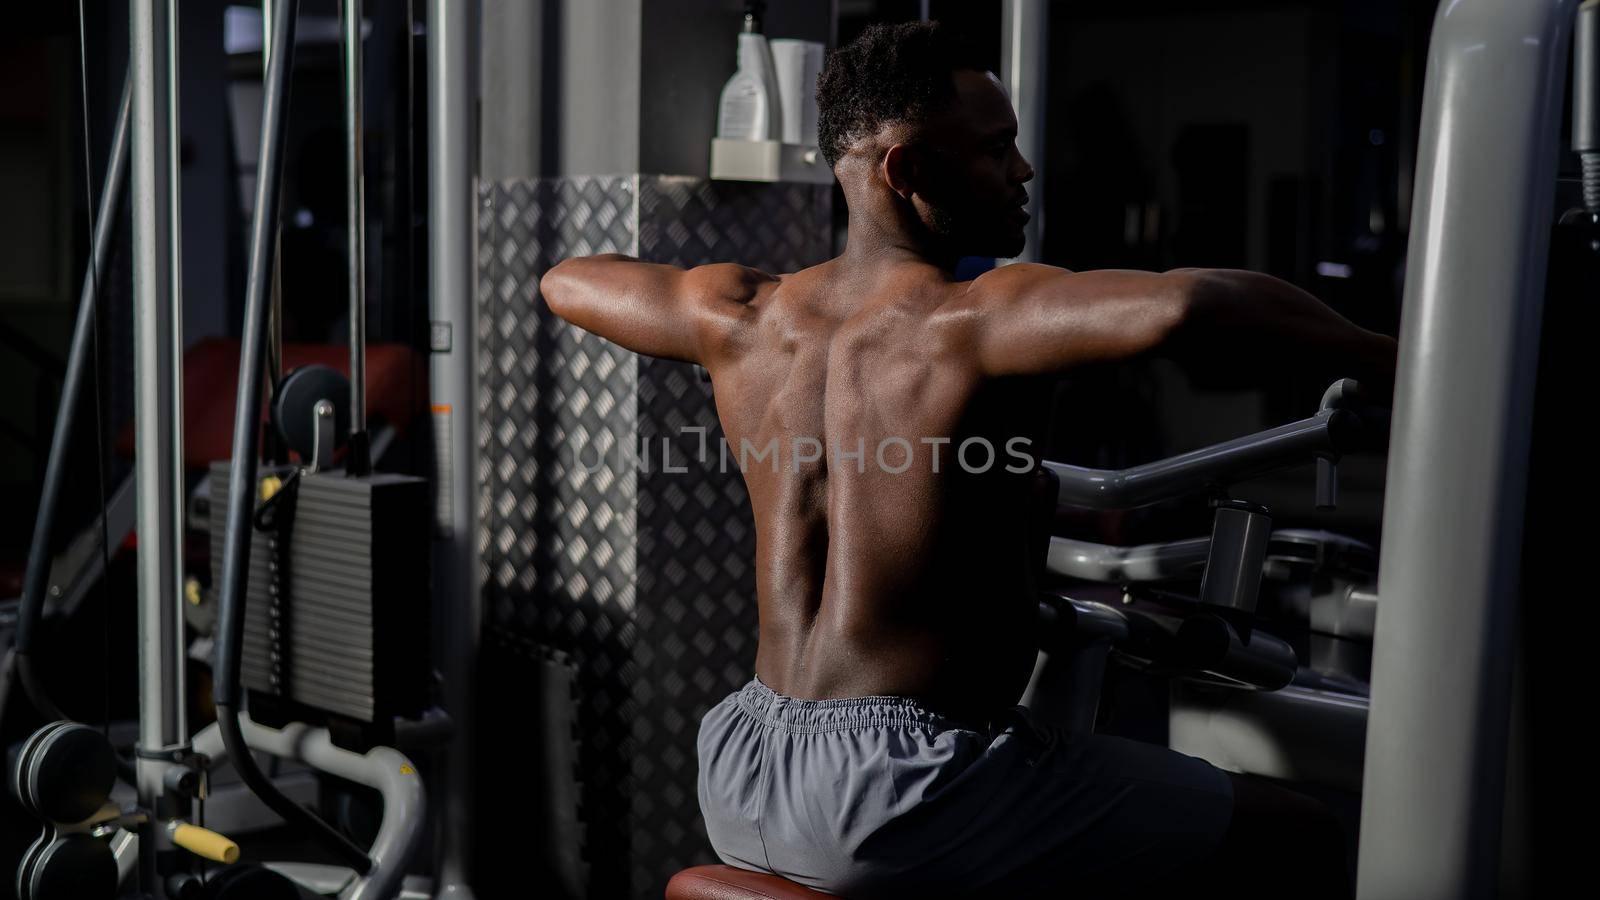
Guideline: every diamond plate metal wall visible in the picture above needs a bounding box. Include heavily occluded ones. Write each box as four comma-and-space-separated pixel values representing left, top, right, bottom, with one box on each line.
476, 174, 831, 899
477, 175, 638, 899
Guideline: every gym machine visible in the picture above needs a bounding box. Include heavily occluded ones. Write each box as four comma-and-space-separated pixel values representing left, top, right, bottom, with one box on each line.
1026, 2, 1599, 895
9, 0, 1588, 896
6, 1, 479, 897
1023, 379, 1385, 790
1360, 1, 1581, 896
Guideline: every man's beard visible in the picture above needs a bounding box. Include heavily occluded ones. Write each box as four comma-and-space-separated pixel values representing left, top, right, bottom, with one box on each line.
920, 199, 973, 258
924, 200, 957, 238
924, 200, 1024, 259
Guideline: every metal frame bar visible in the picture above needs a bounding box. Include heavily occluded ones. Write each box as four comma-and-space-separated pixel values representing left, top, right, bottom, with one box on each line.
1358, 2, 1577, 896
344, 0, 370, 466
130, 0, 188, 893
264, 0, 285, 407
1042, 410, 1353, 510
1001, 0, 1046, 262
191, 715, 425, 900
40, 477, 137, 625
218, 0, 299, 718
427, 1, 479, 894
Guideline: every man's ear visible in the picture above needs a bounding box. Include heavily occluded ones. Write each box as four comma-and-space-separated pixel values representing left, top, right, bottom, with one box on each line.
881, 143, 919, 201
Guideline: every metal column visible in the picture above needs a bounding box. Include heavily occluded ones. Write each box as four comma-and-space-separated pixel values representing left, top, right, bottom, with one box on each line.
264, 0, 285, 406
428, 1, 479, 895
130, 0, 188, 894
343, 0, 369, 465
1001, 0, 1046, 263
1358, 1, 1576, 897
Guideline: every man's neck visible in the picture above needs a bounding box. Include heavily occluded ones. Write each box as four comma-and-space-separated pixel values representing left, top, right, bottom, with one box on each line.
838, 189, 961, 274
840, 224, 960, 275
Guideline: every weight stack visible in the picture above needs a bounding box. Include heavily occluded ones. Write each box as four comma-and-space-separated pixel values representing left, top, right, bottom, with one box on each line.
208, 464, 432, 742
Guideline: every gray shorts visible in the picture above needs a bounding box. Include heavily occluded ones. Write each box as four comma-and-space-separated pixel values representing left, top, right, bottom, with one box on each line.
697, 676, 1234, 898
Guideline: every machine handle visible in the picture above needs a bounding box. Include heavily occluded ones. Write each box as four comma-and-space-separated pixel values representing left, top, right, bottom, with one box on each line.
1198, 501, 1272, 616
168, 822, 240, 865
1042, 379, 1389, 512
1315, 455, 1339, 510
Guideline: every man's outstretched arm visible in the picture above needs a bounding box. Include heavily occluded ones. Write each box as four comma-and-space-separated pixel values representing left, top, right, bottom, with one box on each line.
540, 254, 769, 364
959, 264, 1398, 396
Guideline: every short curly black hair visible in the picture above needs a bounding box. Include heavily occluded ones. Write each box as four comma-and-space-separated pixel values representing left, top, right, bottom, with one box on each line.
816, 21, 989, 168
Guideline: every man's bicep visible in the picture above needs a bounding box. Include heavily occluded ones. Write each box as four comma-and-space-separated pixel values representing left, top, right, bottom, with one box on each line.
970, 267, 1197, 377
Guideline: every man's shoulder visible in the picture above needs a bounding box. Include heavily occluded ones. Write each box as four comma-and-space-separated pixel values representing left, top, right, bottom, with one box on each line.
964, 261, 1074, 297
687, 262, 783, 305
929, 263, 1074, 327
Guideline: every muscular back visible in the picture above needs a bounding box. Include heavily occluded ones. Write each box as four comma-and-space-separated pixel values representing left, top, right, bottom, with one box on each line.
703, 260, 1047, 723
542, 249, 1393, 723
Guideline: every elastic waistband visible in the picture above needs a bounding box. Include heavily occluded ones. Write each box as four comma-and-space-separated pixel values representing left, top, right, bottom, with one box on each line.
734, 675, 996, 736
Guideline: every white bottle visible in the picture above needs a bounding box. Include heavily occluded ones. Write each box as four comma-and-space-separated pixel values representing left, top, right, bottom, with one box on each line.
717, 12, 782, 142
770, 39, 824, 147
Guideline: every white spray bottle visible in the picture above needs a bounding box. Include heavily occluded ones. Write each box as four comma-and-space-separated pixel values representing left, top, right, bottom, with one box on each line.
716, 2, 782, 142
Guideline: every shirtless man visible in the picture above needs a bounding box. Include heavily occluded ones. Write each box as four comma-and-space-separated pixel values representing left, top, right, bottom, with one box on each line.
543, 21, 1394, 899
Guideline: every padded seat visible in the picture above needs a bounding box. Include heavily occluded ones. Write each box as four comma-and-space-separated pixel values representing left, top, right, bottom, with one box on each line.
113, 337, 425, 467
666, 865, 834, 899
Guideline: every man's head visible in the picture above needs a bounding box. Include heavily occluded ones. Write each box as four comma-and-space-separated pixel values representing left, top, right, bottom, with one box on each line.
817, 21, 1034, 260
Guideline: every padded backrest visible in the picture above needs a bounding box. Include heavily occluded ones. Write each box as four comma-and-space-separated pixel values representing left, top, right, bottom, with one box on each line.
115, 337, 424, 467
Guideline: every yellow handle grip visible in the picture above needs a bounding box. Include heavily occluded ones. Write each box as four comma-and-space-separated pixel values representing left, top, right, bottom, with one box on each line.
170, 822, 240, 865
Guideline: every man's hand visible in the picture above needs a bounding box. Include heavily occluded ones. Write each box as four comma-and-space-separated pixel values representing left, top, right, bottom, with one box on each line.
540, 254, 773, 365
952, 264, 1398, 399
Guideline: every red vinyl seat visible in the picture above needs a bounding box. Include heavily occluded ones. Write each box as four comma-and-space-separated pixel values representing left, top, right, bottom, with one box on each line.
114, 337, 425, 467
665, 865, 835, 900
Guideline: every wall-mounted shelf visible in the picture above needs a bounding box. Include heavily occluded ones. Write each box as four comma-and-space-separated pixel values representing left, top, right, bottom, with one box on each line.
710, 139, 833, 185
